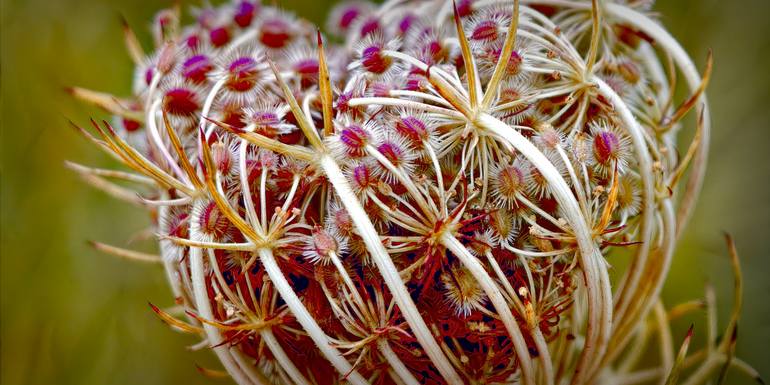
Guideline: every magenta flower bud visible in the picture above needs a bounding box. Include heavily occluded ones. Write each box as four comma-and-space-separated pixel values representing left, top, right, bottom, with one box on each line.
184, 33, 201, 50
260, 18, 292, 48
361, 45, 392, 74
471, 20, 500, 42
233, 1, 258, 28
293, 58, 319, 79
209, 26, 231, 47
246, 108, 284, 137
352, 162, 376, 192
377, 140, 408, 168
338, 6, 361, 30
225, 57, 259, 92
339, 125, 371, 157
359, 17, 380, 37
456, 0, 473, 17
593, 130, 620, 165
143, 67, 154, 86
162, 88, 200, 116
398, 13, 417, 35
182, 54, 213, 84
395, 115, 429, 145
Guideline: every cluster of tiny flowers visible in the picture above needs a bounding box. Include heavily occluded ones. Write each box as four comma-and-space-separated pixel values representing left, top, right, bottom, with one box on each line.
71, 0, 726, 384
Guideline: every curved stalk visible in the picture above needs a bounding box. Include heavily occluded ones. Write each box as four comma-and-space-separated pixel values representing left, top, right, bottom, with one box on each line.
320, 155, 464, 385
442, 233, 547, 385
188, 215, 263, 385
261, 329, 311, 385
475, 112, 611, 385
377, 339, 420, 385
257, 247, 369, 385
591, 78, 655, 363
604, 2, 710, 240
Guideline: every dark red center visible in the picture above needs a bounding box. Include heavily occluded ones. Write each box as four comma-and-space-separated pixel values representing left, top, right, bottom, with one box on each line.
340, 125, 370, 156
472, 20, 499, 41
339, 7, 360, 30
294, 58, 319, 77
182, 55, 213, 84
361, 46, 391, 74
359, 17, 380, 37
227, 57, 259, 92
210, 27, 231, 47
396, 116, 428, 144
260, 18, 291, 48
234, 1, 257, 28
163, 88, 200, 116
122, 118, 142, 132
593, 131, 620, 164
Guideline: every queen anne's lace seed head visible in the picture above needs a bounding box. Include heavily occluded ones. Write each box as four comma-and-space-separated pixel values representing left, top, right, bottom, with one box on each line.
71, 1, 729, 384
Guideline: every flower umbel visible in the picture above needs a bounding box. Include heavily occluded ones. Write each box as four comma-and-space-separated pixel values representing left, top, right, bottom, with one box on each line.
69, 1, 759, 385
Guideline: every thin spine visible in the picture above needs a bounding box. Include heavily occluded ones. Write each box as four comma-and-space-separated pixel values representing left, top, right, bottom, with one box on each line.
481, 0, 520, 108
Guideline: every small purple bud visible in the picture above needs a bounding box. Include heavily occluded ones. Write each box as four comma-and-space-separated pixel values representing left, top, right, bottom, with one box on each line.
182, 55, 213, 84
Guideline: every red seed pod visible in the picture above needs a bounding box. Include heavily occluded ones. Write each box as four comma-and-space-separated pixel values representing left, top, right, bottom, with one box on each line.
471, 19, 500, 42
225, 56, 260, 92
165, 209, 190, 240
163, 87, 201, 116
209, 26, 231, 47
377, 139, 408, 168
122, 117, 142, 133
233, 1, 258, 28
394, 114, 430, 146
593, 130, 620, 165
303, 227, 343, 264
351, 162, 376, 193
181, 54, 214, 84
328, 2, 371, 35
492, 161, 528, 207
244, 106, 286, 138
197, 200, 232, 240
337, 124, 371, 158
357, 16, 381, 38
259, 17, 293, 48
212, 141, 236, 175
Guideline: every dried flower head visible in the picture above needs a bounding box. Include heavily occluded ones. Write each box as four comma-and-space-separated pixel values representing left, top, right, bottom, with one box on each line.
70, 1, 756, 385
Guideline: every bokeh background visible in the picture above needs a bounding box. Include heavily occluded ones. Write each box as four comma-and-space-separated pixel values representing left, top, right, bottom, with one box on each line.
1, 0, 768, 384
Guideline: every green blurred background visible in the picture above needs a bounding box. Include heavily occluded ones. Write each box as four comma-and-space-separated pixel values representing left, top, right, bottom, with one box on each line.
1, 0, 767, 384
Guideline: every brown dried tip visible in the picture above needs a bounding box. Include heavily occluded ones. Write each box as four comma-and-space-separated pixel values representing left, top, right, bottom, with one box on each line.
204, 116, 246, 134
148, 302, 202, 334
195, 364, 229, 378
120, 13, 145, 64
664, 324, 694, 385
88, 240, 162, 263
